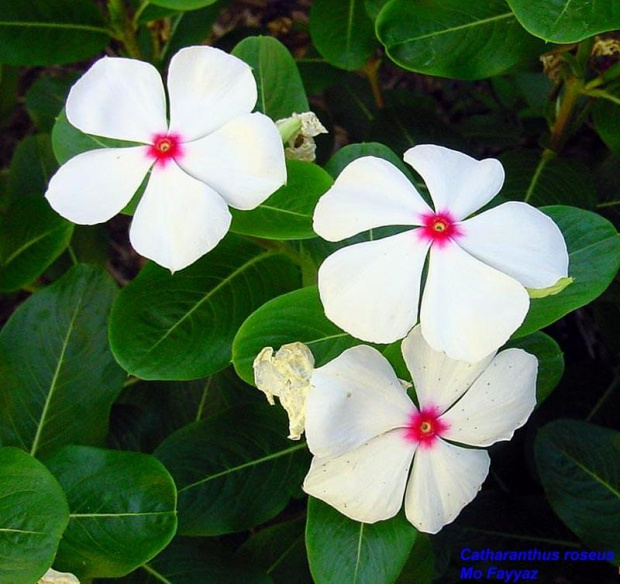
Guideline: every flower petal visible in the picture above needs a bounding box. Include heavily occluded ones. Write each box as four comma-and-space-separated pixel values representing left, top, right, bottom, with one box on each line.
303, 429, 416, 524
180, 112, 286, 210
45, 147, 151, 224
420, 243, 529, 362
404, 440, 489, 534
404, 145, 504, 220
313, 156, 432, 242
440, 349, 537, 447
307, 345, 415, 459
402, 325, 494, 413
66, 57, 167, 143
130, 161, 231, 272
167, 46, 257, 141
318, 231, 430, 344
458, 202, 569, 288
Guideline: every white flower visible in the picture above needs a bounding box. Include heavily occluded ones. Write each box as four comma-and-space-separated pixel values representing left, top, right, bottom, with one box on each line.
303, 325, 537, 534
45, 46, 286, 272
313, 145, 569, 362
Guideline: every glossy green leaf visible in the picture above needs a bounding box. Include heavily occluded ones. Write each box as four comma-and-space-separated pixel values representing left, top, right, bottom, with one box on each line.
155, 404, 308, 535
7, 134, 58, 199
0, 264, 125, 457
310, 0, 377, 70
507, 0, 620, 43
0, 193, 73, 292
324, 74, 377, 140
0, 0, 109, 65
148, 0, 218, 10
98, 537, 273, 584
0, 447, 69, 584
24, 73, 77, 132
394, 533, 434, 584
306, 498, 416, 584
593, 92, 620, 156
109, 235, 300, 380
233, 286, 365, 386
45, 446, 177, 579
516, 206, 620, 336
376, 0, 544, 79
230, 160, 333, 239
233, 36, 309, 120
536, 420, 620, 556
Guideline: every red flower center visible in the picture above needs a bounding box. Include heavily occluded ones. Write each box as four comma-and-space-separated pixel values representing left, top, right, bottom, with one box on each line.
419, 211, 463, 248
147, 133, 183, 168
404, 407, 449, 448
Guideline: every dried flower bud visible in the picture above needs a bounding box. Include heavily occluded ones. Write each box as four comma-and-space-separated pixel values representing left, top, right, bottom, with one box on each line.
38, 569, 80, 584
276, 112, 328, 162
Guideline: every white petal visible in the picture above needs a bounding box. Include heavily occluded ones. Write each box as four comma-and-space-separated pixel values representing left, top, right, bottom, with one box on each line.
303, 429, 416, 524
313, 156, 432, 242
402, 325, 494, 413
405, 440, 489, 534
420, 243, 529, 363
318, 231, 430, 344
130, 161, 231, 272
440, 349, 537, 447
167, 46, 257, 141
458, 202, 569, 288
306, 345, 415, 459
179, 113, 286, 210
66, 57, 167, 143
404, 145, 504, 220
45, 147, 152, 225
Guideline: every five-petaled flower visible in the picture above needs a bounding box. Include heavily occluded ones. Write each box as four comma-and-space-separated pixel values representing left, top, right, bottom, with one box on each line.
45, 46, 286, 272
313, 145, 569, 362
302, 325, 537, 533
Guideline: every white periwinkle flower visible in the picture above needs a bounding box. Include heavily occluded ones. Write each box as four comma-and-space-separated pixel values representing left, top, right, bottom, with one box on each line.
313, 145, 569, 362
303, 325, 537, 534
45, 46, 286, 272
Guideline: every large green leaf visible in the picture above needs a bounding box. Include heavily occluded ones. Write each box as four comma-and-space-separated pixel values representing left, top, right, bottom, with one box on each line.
0, 0, 109, 65
45, 446, 178, 580
516, 206, 620, 336
148, 0, 218, 10
325, 142, 412, 180
109, 235, 300, 380
0, 193, 73, 292
309, 0, 378, 71
306, 498, 416, 584
0, 264, 125, 457
154, 404, 308, 535
535, 420, 620, 557
7, 134, 58, 199
394, 533, 434, 584
376, 0, 544, 79
98, 537, 273, 584
232, 286, 365, 386
0, 447, 69, 584
593, 92, 620, 156
507, 0, 620, 43
230, 160, 333, 240
232, 36, 309, 120
24, 73, 77, 132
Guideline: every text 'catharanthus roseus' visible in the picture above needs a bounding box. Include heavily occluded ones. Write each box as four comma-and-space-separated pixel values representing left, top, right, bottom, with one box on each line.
302, 325, 537, 533
313, 145, 569, 362
45, 46, 286, 272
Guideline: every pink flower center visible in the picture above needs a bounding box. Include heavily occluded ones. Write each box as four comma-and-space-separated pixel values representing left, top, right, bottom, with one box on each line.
404, 407, 449, 448
147, 133, 183, 168
419, 211, 463, 248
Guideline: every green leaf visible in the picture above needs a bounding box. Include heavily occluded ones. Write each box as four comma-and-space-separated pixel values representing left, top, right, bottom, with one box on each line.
0, 193, 73, 292
233, 36, 309, 120
376, 0, 544, 80
24, 73, 77, 132
593, 90, 620, 156
394, 533, 434, 584
230, 160, 333, 240
535, 420, 620, 557
154, 404, 309, 535
0, 447, 69, 584
148, 0, 218, 10
324, 74, 377, 139
505, 332, 564, 404
0, 0, 109, 65
516, 206, 620, 337
309, 0, 377, 70
0, 264, 125, 457
45, 446, 177, 580
507, 0, 620, 43
109, 235, 300, 381
98, 537, 273, 584
306, 498, 416, 584
233, 286, 365, 386
7, 134, 58, 199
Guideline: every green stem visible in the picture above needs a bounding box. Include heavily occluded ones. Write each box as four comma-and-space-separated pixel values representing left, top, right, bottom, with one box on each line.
132, 0, 150, 26
364, 58, 385, 109
524, 149, 555, 203
586, 375, 618, 422
549, 76, 583, 153
596, 200, 620, 209
108, 0, 142, 59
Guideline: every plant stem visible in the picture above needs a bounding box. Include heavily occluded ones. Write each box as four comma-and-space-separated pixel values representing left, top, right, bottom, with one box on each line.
108, 0, 143, 59
364, 58, 385, 109
596, 200, 620, 209
549, 76, 583, 153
